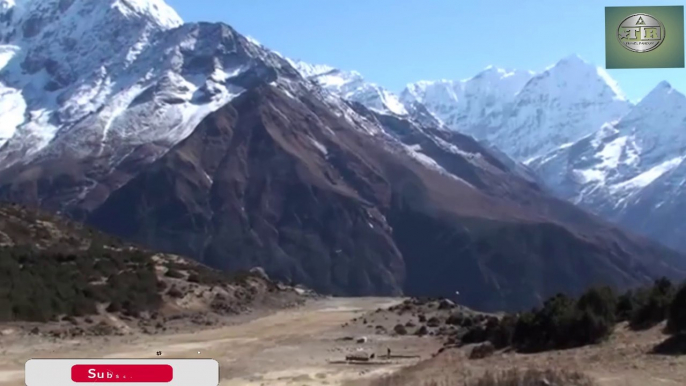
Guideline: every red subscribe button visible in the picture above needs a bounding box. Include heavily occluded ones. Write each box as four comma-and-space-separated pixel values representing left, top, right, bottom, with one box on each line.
71, 364, 173, 383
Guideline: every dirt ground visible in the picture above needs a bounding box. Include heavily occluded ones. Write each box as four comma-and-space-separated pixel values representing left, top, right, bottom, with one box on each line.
0, 297, 440, 386
3, 297, 685, 386
353, 321, 686, 386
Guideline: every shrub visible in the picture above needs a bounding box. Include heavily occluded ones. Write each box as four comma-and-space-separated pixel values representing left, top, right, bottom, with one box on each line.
577, 286, 617, 323
488, 314, 516, 349
446, 312, 465, 326
506, 288, 616, 352
414, 325, 428, 336
426, 317, 441, 327
462, 325, 488, 344
0, 244, 165, 322
570, 309, 613, 346
393, 324, 408, 335
630, 277, 675, 330
667, 282, 686, 334
616, 289, 638, 322
164, 269, 185, 279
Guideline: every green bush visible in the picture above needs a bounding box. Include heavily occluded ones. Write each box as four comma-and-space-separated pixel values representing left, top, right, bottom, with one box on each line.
0, 245, 163, 322
629, 277, 675, 330
667, 282, 686, 334
616, 289, 638, 322
488, 314, 516, 349
489, 288, 618, 352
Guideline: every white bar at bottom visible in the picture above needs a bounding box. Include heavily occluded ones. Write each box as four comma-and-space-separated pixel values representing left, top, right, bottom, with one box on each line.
25, 359, 219, 386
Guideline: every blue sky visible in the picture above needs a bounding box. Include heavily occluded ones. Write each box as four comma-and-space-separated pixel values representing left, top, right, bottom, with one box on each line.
165, 0, 686, 102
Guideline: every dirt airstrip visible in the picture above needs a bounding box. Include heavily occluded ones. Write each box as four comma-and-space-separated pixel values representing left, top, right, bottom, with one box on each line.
2, 297, 685, 386
0, 297, 439, 386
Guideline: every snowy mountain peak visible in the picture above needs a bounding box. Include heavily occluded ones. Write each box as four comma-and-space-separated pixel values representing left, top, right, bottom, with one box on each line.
556, 53, 587, 66
400, 65, 534, 138
632, 81, 684, 113
292, 60, 408, 116
649, 80, 675, 94
0, 0, 301, 169
0, 0, 182, 34
467, 65, 531, 84
541, 55, 625, 101
489, 55, 633, 161
111, 0, 183, 28
288, 59, 335, 78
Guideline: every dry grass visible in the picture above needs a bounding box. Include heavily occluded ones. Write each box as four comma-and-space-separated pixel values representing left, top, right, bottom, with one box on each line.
462, 368, 596, 386
368, 367, 596, 386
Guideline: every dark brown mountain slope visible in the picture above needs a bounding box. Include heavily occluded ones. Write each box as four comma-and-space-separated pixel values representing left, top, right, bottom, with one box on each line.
88, 84, 686, 312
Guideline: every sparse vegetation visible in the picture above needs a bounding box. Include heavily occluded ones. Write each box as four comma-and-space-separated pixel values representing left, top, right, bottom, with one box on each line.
0, 203, 273, 324
394, 324, 408, 335
463, 368, 596, 386
0, 244, 162, 322
368, 367, 596, 386
451, 278, 686, 355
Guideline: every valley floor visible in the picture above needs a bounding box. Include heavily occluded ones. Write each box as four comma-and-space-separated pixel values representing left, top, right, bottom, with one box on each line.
0, 297, 439, 386
1, 297, 684, 386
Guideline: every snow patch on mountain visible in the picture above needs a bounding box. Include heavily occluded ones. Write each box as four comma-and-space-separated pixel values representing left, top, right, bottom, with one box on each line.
401, 66, 534, 139
403, 55, 632, 164
530, 79, 686, 251
613, 156, 684, 193
0, 0, 302, 212
504, 55, 632, 161
290, 60, 408, 116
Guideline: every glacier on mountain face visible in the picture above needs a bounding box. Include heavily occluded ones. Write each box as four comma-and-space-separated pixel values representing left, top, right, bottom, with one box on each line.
290, 59, 409, 117
401, 66, 534, 141
530, 80, 686, 251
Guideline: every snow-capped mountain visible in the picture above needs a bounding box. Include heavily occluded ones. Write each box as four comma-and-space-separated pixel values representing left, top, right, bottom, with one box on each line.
503, 55, 632, 162
0, 0, 299, 171
404, 56, 630, 163
530, 81, 686, 252
404, 55, 632, 163
292, 54, 686, 254
289, 59, 409, 116
0, 0, 684, 311
401, 66, 534, 139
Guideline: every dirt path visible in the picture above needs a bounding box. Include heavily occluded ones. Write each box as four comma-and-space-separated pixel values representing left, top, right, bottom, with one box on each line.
0, 297, 440, 386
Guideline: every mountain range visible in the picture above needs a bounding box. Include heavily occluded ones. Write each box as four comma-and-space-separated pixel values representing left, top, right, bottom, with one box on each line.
293, 54, 686, 256
0, 0, 684, 312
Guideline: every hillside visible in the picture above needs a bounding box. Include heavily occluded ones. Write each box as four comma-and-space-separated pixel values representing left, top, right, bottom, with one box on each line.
0, 203, 304, 336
